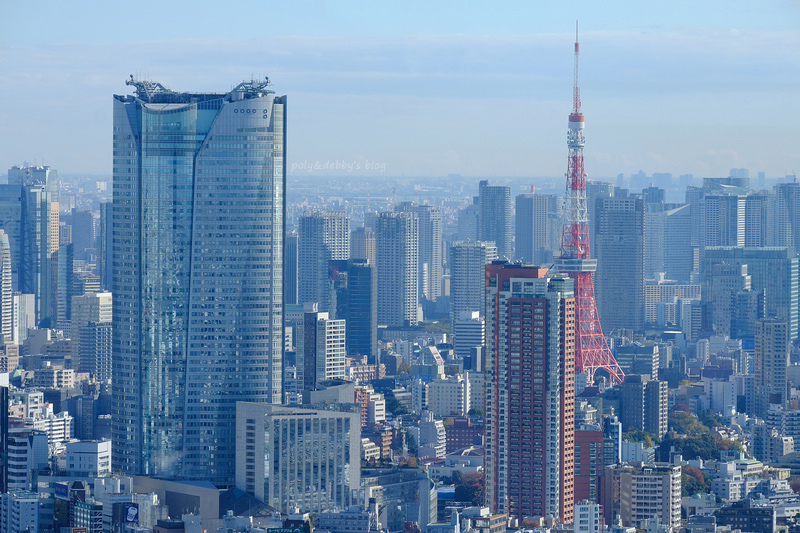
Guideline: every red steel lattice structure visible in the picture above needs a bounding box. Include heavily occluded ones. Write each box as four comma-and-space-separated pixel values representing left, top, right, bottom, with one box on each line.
559, 24, 624, 385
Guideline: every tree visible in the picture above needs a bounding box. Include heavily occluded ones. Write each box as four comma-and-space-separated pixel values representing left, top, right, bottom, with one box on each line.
669, 411, 705, 436
622, 429, 657, 447
386, 395, 409, 416
406, 432, 418, 455
404, 522, 421, 533
454, 472, 484, 506
682, 465, 710, 496
699, 410, 724, 429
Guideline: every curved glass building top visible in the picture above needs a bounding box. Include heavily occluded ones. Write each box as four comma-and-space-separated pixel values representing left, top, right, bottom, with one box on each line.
112, 78, 285, 485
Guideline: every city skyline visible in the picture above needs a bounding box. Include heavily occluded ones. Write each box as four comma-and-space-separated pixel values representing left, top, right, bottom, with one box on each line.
2, 2, 798, 178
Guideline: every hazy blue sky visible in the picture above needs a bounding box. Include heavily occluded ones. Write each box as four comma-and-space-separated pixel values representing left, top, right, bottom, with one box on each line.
1, 1, 798, 179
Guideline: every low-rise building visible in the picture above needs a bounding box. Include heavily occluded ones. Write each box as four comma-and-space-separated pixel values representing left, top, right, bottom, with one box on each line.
66, 440, 112, 477
604, 463, 681, 529
317, 506, 374, 533
235, 402, 361, 513
363, 438, 381, 462
0, 490, 39, 533
574, 500, 603, 533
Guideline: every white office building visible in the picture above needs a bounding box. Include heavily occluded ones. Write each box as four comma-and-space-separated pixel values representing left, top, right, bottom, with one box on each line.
0, 490, 39, 533
235, 403, 361, 513
66, 440, 112, 477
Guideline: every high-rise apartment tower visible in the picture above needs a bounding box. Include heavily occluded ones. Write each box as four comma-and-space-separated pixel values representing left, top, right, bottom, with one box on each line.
484, 263, 575, 522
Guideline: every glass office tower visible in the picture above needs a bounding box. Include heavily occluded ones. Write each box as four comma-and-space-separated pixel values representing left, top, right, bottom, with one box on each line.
112, 78, 285, 484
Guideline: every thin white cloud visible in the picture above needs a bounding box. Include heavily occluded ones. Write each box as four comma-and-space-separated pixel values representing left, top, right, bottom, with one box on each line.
0, 29, 797, 177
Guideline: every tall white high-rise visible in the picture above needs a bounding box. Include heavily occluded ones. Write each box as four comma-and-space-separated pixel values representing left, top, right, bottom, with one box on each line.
298, 211, 350, 312
298, 305, 346, 393
112, 78, 286, 484
396, 202, 443, 301
376, 212, 419, 326
71, 291, 112, 376
755, 317, 789, 417
515, 193, 555, 264
0, 230, 11, 342
449, 241, 497, 324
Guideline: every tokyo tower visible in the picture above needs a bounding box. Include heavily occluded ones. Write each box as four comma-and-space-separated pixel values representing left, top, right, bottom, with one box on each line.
557, 23, 624, 385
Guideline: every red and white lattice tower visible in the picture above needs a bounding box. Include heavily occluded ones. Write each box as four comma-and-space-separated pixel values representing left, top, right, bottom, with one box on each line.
558, 23, 624, 385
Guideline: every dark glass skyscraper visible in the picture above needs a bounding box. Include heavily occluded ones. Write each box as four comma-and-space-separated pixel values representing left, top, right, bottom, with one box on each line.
112, 78, 286, 484
478, 180, 512, 259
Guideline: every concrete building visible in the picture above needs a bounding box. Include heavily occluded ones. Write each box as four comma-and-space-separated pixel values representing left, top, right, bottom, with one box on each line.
702, 195, 746, 248
298, 305, 347, 394
620, 375, 668, 438
594, 196, 645, 332
33, 363, 74, 389
299, 211, 350, 312
484, 263, 575, 522
10, 293, 34, 345
79, 321, 113, 382
449, 241, 497, 324
446, 418, 484, 454
235, 402, 361, 513
376, 211, 419, 326
516, 193, 561, 265
605, 463, 681, 529
0, 230, 11, 341
25, 405, 73, 448
351, 226, 376, 266
644, 280, 701, 325
478, 181, 512, 259
755, 318, 790, 416
71, 291, 112, 375
574, 425, 606, 505
452, 311, 484, 360
773, 182, 800, 251
397, 202, 443, 301
424, 376, 470, 418
0, 490, 39, 533
586, 181, 615, 257
418, 410, 447, 459
703, 247, 799, 341
66, 440, 112, 477
457, 201, 480, 242
574, 500, 603, 533
317, 506, 375, 533
285, 230, 299, 306
7, 431, 48, 491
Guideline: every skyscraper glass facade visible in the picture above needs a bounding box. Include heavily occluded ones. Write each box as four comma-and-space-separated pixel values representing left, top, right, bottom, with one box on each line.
112, 78, 285, 484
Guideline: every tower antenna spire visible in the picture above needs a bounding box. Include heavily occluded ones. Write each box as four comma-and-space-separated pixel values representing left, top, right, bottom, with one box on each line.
558, 23, 625, 386
573, 20, 581, 115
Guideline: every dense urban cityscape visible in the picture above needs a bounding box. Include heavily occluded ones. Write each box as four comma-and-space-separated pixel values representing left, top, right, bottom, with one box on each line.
1, 4, 799, 533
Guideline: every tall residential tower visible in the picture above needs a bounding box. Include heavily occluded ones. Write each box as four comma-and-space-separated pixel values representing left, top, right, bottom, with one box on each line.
112, 78, 286, 485
484, 263, 575, 522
